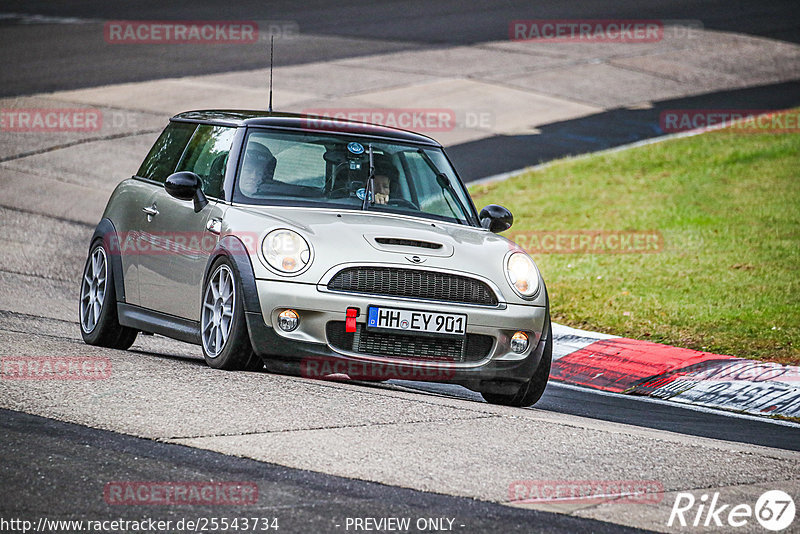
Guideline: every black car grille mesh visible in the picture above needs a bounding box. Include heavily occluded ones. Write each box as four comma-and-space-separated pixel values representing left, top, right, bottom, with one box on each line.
326, 322, 494, 363
327, 267, 498, 306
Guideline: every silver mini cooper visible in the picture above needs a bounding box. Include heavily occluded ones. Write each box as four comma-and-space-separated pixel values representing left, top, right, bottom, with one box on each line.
79, 111, 551, 407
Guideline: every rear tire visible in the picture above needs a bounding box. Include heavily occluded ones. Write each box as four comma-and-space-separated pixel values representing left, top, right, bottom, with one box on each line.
200, 257, 263, 371
79, 240, 138, 350
481, 318, 552, 408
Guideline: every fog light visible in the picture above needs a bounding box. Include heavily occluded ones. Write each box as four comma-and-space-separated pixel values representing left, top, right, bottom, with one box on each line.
510, 331, 529, 353
278, 309, 299, 332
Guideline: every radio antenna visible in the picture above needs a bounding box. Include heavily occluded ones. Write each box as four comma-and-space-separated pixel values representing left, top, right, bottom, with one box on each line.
268, 35, 274, 113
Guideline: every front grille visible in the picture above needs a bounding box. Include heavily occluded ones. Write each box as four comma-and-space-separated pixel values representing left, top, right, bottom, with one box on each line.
326, 322, 494, 363
327, 267, 498, 306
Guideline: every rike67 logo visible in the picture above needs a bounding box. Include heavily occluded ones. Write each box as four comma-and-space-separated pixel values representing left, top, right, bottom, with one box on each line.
669, 490, 795, 531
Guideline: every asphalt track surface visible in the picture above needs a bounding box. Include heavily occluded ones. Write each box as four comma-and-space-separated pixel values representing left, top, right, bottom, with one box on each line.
1, 2, 799, 532
0, 409, 648, 534
2, 2, 799, 181
1, 0, 799, 97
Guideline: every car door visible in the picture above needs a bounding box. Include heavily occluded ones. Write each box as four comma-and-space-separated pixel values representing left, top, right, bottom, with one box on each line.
138, 124, 236, 321
122, 121, 197, 306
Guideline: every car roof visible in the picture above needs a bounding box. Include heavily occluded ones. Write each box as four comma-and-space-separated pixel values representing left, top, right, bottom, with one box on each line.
171, 110, 441, 147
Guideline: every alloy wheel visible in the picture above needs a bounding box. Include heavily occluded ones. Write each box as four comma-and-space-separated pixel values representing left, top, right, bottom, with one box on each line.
201, 264, 236, 358
80, 247, 107, 333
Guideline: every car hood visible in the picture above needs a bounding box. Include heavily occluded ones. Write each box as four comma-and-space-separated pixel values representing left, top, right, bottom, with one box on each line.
223, 205, 543, 306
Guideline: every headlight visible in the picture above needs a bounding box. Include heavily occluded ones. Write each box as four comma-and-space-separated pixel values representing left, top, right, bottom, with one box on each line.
262, 229, 311, 274
505, 252, 540, 298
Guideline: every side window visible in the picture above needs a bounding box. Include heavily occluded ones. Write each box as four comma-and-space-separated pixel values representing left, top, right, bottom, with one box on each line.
273, 142, 326, 187
175, 125, 237, 199
245, 134, 326, 187
136, 122, 196, 183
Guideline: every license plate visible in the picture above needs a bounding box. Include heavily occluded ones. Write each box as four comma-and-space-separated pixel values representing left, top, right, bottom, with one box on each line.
367, 306, 467, 337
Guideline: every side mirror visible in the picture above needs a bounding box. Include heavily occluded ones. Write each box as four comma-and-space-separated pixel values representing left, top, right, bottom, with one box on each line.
165, 172, 208, 213
479, 204, 513, 233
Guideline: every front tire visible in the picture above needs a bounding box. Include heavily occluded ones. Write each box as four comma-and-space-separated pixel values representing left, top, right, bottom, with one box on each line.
200, 257, 262, 371
79, 240, 138, 349
481, 318, 552, 408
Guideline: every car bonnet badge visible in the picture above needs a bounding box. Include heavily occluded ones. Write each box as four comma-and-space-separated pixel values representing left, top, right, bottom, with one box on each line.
405, 255, 426, 264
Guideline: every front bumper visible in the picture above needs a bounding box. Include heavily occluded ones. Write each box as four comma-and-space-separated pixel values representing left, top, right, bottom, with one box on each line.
244, 279, 549, 391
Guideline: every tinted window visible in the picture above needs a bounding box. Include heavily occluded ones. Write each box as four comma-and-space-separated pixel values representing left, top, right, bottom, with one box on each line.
136, 122, 196, 183
175, 125, 237, 199
241, 134, 326, 190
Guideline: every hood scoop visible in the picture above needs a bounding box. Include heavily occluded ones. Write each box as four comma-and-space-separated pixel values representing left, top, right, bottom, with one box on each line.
364, 234, 454, 257
374, 237, 443, 250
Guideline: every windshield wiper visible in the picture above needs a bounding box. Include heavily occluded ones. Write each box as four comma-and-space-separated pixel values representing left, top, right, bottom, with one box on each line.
416, 149, 476, 225
362, 144, 375, 210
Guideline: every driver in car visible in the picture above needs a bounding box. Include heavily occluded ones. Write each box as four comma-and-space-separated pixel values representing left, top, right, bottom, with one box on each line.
372, 155, 398, 205
239, 142, 277, 196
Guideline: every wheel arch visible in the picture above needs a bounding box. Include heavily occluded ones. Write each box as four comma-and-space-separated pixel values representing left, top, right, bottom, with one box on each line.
202, 235, 262, 315
203, 235, 269, 353
88, 218, 126, 304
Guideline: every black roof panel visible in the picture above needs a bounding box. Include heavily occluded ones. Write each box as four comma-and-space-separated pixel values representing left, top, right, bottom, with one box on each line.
171, 110, 441, 146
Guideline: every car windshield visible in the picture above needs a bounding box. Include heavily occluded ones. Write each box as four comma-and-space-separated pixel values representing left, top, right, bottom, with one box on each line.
232, 129, 478, 226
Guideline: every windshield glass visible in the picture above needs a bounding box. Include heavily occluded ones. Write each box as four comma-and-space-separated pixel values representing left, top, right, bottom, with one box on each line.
232, 129, 478, 226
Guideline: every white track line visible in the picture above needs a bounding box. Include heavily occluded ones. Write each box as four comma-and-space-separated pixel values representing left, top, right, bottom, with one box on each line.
0, 13, 99, 24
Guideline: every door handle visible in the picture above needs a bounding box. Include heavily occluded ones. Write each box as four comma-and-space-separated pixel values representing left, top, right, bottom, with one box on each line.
142, 205, 159, 217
